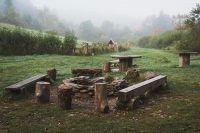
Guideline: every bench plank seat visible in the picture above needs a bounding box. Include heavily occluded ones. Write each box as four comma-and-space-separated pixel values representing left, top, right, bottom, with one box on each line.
118, 75, 167, 101
5, 74, 47, 91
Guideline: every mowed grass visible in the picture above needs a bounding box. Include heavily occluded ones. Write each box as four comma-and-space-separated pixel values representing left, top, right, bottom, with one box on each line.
0, 47, 200, 133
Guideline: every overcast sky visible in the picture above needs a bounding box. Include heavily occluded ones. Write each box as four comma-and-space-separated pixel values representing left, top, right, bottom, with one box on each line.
30, 0, 200, 25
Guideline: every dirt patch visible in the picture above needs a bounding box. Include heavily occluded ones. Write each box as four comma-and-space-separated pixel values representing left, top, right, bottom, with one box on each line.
49, 85, 117, 110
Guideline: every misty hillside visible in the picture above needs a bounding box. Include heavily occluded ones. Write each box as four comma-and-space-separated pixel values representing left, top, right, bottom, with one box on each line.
0, 0, 176, 42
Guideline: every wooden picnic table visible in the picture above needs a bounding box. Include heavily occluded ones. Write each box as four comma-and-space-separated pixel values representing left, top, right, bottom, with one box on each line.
111, 55, 142, 71
178, 52, 198, 67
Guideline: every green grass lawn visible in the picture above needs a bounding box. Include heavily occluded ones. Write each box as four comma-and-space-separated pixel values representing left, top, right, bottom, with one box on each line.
0, 47, 200, 133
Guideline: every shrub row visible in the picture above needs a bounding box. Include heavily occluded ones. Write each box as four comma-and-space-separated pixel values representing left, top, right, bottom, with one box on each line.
0, 27, 77, 55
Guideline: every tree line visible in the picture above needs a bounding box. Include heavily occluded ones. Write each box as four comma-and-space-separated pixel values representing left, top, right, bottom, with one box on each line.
138, 4, 200, 52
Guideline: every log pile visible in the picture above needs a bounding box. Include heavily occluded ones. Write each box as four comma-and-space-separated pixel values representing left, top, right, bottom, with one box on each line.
71, 68, 102, 77
58, 76, 129, 97
108, 79, 129, 96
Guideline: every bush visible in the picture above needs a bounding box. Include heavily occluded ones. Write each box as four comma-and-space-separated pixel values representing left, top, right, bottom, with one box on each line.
63, 31, 77, 54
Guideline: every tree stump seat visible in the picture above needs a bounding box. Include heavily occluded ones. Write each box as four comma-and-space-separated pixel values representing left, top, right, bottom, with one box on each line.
178, 52, 198, 67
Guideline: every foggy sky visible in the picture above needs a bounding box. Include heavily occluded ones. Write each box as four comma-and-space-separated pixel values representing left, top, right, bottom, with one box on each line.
30, 0, 199, 25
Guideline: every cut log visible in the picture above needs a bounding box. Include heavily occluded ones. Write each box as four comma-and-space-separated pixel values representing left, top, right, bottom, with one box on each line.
95, 83, 109, 113
62, 80, 88, 90
91, 77, 105, 84
104, 74, 114, 83
102, 62, 111, 72
58, 85, 73, 110
179, 53, 190, 67
35, 81, 50, 103
68, 76, 92, 85
47, 68, 57, 81
72, 68, 102, 77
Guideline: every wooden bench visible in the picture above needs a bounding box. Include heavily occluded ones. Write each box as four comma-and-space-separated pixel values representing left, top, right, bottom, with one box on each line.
5, 74, 47, 92
118, 75, 167, 102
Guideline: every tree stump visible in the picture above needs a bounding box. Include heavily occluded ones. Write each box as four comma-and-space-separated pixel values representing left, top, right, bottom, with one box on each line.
58, 84, 73, 110
179, 53, 190, 67
95, 83, 109, 113
47, 68, 57, 81
102, 62, 111, 72
119, 59, 129, 72
35, 81, 50, 103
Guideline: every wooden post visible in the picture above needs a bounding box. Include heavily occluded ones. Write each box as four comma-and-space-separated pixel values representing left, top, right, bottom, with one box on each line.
119, 59, 129, 72
35, 81, 50, 103
58, 85, 72, 110
179, 53, 190, 67
95, 83, 109, 113
102, 62, 111, 72
47, 68, 57, 81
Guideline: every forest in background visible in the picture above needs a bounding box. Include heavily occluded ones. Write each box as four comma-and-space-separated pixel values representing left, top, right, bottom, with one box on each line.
138, 4, 200, 52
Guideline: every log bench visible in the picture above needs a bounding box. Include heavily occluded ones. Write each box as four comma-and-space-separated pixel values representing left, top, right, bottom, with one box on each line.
5, 74, 47, 92
118, 75, 167, 102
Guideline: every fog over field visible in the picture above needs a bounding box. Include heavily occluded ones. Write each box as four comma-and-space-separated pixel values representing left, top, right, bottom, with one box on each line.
31, 0, 198, 25
0, 0, 199, 41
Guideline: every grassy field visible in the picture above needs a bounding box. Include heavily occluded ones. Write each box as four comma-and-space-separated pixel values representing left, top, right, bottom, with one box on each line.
0, 47, 200, 133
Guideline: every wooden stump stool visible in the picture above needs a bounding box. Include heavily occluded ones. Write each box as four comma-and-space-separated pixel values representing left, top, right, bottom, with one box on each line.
58, 85, 73, 110
178, 52, 198, 67
102, 62, 111, 72
179, 53, 190, 67
35, 81, 50, 103
47, 68, 57, 81
95, 83, 109, 113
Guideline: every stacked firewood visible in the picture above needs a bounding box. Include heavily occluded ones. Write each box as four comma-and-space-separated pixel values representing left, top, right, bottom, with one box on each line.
58, 76, 129, 97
